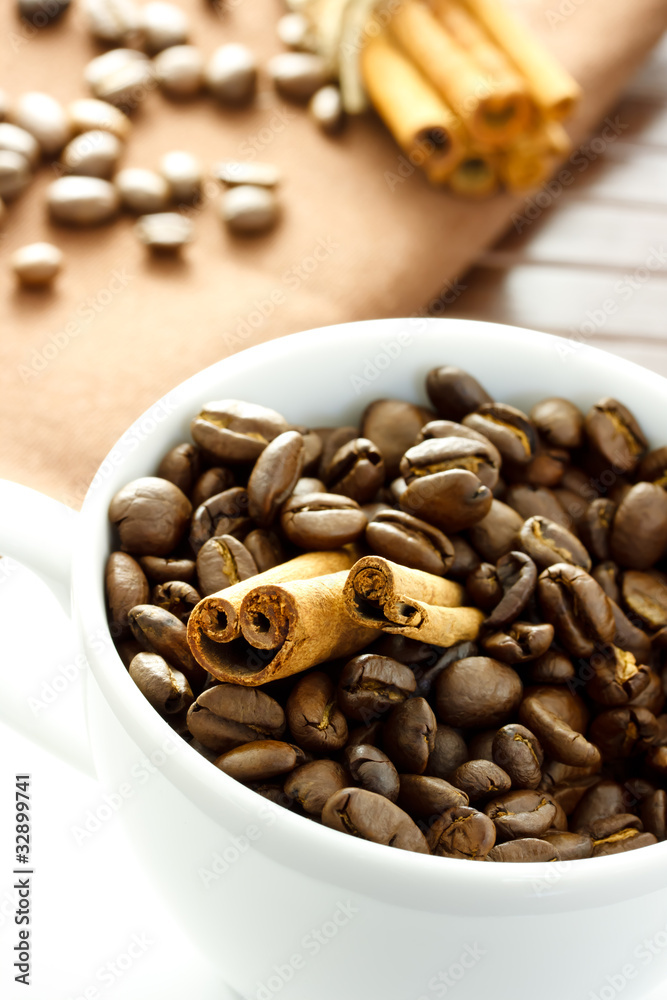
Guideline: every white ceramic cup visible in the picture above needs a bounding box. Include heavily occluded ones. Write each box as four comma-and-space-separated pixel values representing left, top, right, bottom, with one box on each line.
2, 318, 667, 1000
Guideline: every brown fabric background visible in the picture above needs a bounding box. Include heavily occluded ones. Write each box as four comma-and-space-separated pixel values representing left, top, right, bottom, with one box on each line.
1, 0, 667, 507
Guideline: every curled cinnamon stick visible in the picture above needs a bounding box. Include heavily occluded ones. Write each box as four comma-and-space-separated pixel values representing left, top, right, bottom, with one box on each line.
344, 555, 485, 644
192, 570, 381, 686
442, 149, 499, 197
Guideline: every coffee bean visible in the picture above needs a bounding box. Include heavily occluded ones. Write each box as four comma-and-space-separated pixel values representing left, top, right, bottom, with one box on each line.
468, 500, 523, 563
468, 730, 497, 763
344, 745, 399, 801
345, 720, 384, 749
323, 437, 385, 505
105, 551, 150, 633
115, 167, 171, 214
587, 812, 643, 841
641, 789, 667, 840
627, 668, 665, 714
365, 510, 453, 576
215, 740, 307, 782
92, 58, 156, 110
10, 242, 63, 286
519, 696, 601, 768
481, 622, 554, 665
436, 657, 522, 728
484, 551, 537, 629
140, 1, 189, 53
610, 483, 667, 570
220, 184, 279, 235
310, 85, 344, 133
248, 431, 305, 527
526, 650, 575, 685
196, 534, 257, 597
637, 446, 667, 486
426, 367, 492, 421
398, 774, 468, 816
190, 488, 251, 552
154, 44, 204, 98
337, 653, 416, 722
504, 484, 571, 528
523, 686, 589, 732
156, 443, 199, 496
68, 99, 131, 142
191, 400, 288, 464
401, 434, 500, 491
592, 829, 657, 856
18, 0, 70, 24
109, 476, 191, 556
84, 47, 148, 89
0, 151, 31, 200
128, 604, 204, 687
466, 563, 502, 611
519, 516, 591, 572
427, 806, 496, 859
464, 403, 537, 466
451, 759, 511, 801
400, 468, 493, 534
160, 150, 201, 204
206, 44, 257, 104
129, 651, 192, 714
542, 830, 593, 860
383, 698, 436, 774
492, 724, 543, 789
589, 707, 657, 759
191, 467, 235, 508
586, 646, 649, 707
585, 398, 647, 475
213, 161, 281, 189
135, 212, 193, 251
487, 838, 559, 862
152, 580, 200, 623
84, 0, 141, 44
0, 123, 40, 167
268, 52, 329, 102
277, 11, 312, 49
592, 561, 621, 604
622, 569, 667, 630
485, 789, 557, 840
425, 724, 469, 779
47, 176, 119, 225
284, 760, 348, 815
538, 563, 616, 657
14, 91, 70, 156
280, 492, 366, 549
61, 129, 122, 179
243, 529, 284, 573
322, 787, 429, 853
187, 684, 285, 753
286, 672, 348, 752
530, 397, 584, 449
139, 556, 195, 584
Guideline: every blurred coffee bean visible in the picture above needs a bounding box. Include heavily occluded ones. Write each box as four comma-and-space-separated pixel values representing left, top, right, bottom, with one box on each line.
47, 176, 119, 224
427, 806, 496, 859
187, 683, 285, 754
214, 160, 281, 189
538, 563, 615, 657
292, 477, 327, 498
448, 536, 481, 578
467, 730, 497, 762
0, 150, 30, 200
159, 150, 201, 204
366, 509, 454, 576
466, 563, 502, 612
221, 185, 280, 235
481, 622, 554, 664
11, 242, 63, 286
485, 789, 557, 840
425, 724, 469, 779
309, 84, 344, 133
139, 556, 195, 584
345, 720, 384, 749
487, 838, 559, 862
519, 696, 600, 768
215, 740, 307, 782
248, 430, 305, 527
128, 604, 203, 687
129, 651, 192, 714
361, 399, 427, 479
68, 98, 130, 144
19, 0, 70, 24
641, 789, 667, 840
510, 447, 568, 489
206, 44, 257, 104
191, 467, 234, 508
591, 830, 657, 857
530, 397, 584, 449
14, 91, 70, 157
284, 760, 348, 816
135, 212, 193, 252
580, 498, 616, 562
84, 0, 140, 44
243, 529, 284, 572
464, 403, 536, 466
519, 516, 591, 572
286, 672, 348, 752
492, 724, 543, 789
398, 774, 468, 816
400, 468, 493, 534
525, 650, 575, 685
610, 483, 667, 570
152, 580, 200, 623
504, 484, 571, 528
426, 366, 492, 421
589, 707, 657, 759
268, 52, 329, 101
316, 426, 357, 478
105, 552, 150, 633
109, 476, 191, 556
451, 759, 511, 802
154, 44, 204, 98
468, 500, 523, 563
628, 669, 665, 714
157, 443, 200, 496
484, 551, 537, 629
585, 398, 647, 475
591, 561, 621, 604
140, 1, 189, 53
280, 492, 366, 549
62, 129, 122, 178
401, 435, 500, 491
610, 601, 652, 665
383, 698, 436, 774
637, 446, 667, 486
344, 745, 399, 801
190, 487, 250, 552
324, 437, 385, 505
542, 830, 593, 860
337, 653, 416, 722
436, 657, 522, 728
322, 787, 429, 853
622, 570, 667, 630
115, 167, 171, 214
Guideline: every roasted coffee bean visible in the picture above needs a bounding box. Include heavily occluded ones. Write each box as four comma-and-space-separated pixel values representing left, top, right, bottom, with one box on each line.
323, 437, 385, 505
191, 467, 235, 508
160, 150, 201, 204
129, 652, 192, 714
152, 580, 200, 623
467, 730, 497, 762
400, 468, 493, 534
628, 671, 665, 716
215, 740, 307, 782
645, 745, 667, 777
361, 399, 428, 479
139, 556, 195, 584
345, 720, 383, 749
592, 561, 621, 604
585, 398, 647, 475
372, 634, 435, 665
546, 775, 600, 815
417, 419, 501, 459
451, 760, 511, 802
523, 685, 589, 733
221, 185, 280, 235
114, 638, 143, 668
504, 484, 571, 529
526, 649, 575, 685
337, 654, 416, 723
401, 435, 500, 491
344, 745, 399, 801
484, 551, 537, 629
468, 500, 523, 563
157, 443, 200, 496
105, 551, 150, 633
316, 426, 358, 478
426, 366, 492, 421
11, 242, 63, 286
128, 604, 204, 687
322, 787, 429, 853
154, 44, 204, 98
587, 813, 643, 841
425, 724, 469, 780
448, 536, 481, 578
398, 774, 468, 816
190, 488, 250, 552
293, 477, 327, 497
641, 789, 667, 840
206, 44, 257, 104
414, 641, 478, 698
538, 563, 615, 657
515, 447, 569, 490
466, 564, 502, 612
487, 838, 559, 862
47, 175, 119, 224
530, 397, 584, 449
586, 646, 649, 706
481, 622, 554, 665
383, 698, 436, 774
553, 488, 588, 532
247, 430, 305, 527
109, 476, 191, 556
589, 707, 657, 759
268, 52, 329, 102
637, 446, 667, 486
464, 403, 536, 466
610, 483, 667, 570
365, 509, 454, 576
610, 601, 652, 665
191, 400, 288, 464
492, 724, 543, 789
622, 570, 667, 630
243, 529, 283, 572
519, 516, 591, 572
286, 671, 348, 752
284, 760, 348, 816
196, 535, 257, 597
485, 789, 557, 840
519, 696, 600, 768
427, 806, 496, 859
436, 657, 522, 728
591, 830, 657, 856
280, 492, 366, 549
542, 830, 593, 860
581, 499, 616, 562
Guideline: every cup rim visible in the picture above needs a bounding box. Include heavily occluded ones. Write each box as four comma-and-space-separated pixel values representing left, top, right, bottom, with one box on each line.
73, 317, 667, 912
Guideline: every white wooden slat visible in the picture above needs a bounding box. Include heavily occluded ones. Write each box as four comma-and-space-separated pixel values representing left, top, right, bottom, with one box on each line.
616, 99, 667, 147
566, 145, 667, 206
623, 31, 667, 102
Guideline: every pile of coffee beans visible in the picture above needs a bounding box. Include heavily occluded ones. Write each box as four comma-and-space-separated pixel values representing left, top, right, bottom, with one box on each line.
106, 368, 667, 862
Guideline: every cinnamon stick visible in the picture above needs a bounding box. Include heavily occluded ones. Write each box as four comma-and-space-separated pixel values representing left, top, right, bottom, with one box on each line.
193, 570, 381, 686
344, 555, 485, 644
442, 149, 499, 197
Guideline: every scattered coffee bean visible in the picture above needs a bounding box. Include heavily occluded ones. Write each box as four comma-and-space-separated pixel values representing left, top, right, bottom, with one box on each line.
365, 509, 454, 576
468, 500, 524, 563
135, 212, 193, 251
191, 400, 288, 464
519, 516, 591, 571
322, 787, 429, 853
268, 52, 329, 102
542, 830, 593, 860
485, 789, 557, 841
191, 467, 235, 508
520, 696, 600, 768
10, 242, 63, 287
538, 563, 615, 658
399, 773, 468, 816
18, 0, 70, 24
0, 150, 31, 200
213, 161, 281, 190
14, 91, 70, 157
128, 604, 203, 687
206, 44, 257, 105
140, 1, 189, 53
464, 403, 536, 465
68, 99, 132, 143
89, 55, 156, 110
610, 483, 667, 570
47, 175, 119, 225
160, 150, 201, 205
61, 129, 122, 179
310, 85, 344, 133
0, 123, 41, 168
220, 184, 280, 235
424, 725, 469, 780
189, 487, 250, 552
530, 397, 584, 449
400, 468, 493, 534
154, 44, 204, 98
248, 431, 305, 527
84, 0, 140, 45
483, 551, 536, 628
243, 529, 283, 573
139, 556, 195, 584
